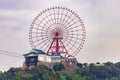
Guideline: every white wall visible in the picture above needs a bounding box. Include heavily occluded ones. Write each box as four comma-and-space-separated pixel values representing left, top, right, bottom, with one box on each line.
38, 54, 52, 62
38, 54, 45, 61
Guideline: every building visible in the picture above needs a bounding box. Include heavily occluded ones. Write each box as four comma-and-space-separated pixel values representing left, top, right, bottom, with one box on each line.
61, 56, 77, 71
22, 49, 77, 71
22, 49, 45, 69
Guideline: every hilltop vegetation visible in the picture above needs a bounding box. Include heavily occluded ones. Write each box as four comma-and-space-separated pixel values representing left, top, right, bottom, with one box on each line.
1, 62, 120, 80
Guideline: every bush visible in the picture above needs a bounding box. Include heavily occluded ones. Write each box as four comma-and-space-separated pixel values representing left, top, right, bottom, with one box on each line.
53, 63, 65, 71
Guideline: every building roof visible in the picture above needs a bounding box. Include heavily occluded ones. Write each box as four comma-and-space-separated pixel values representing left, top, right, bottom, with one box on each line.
24, 49, 46, 57
67, 56, 76, 59
33, 49, 46, 54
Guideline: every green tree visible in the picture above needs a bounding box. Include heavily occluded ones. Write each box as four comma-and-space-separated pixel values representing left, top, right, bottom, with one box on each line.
53, 63, 65, 71
77, 63, 83, 68
1, 62, 120, 80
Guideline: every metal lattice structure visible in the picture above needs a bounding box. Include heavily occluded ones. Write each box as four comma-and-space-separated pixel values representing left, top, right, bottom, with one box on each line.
29, 7, 86, 57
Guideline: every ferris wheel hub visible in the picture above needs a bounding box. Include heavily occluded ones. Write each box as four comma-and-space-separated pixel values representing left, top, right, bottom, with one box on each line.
52, 28, 63, 38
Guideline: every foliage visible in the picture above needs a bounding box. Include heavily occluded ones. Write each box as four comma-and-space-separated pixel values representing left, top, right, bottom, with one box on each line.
53, 63, 65, 71
1, 62, 120, 80
77, 63, 83, 67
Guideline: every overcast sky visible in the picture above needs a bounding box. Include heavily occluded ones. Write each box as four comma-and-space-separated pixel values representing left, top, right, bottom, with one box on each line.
0, 0, 120, 71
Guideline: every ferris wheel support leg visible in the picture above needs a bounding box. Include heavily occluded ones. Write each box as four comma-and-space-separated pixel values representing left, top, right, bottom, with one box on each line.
60, 40, 69, 57
47, 39, 54, 54
56, 38, 59, 52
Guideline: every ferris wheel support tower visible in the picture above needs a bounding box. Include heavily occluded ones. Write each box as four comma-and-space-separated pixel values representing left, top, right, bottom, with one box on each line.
47, 30, 68, 57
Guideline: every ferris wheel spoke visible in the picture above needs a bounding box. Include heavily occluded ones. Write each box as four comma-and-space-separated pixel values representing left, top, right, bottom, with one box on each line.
36, 36, 48, 40
38, 20, 50, 29
64, 39, 78, 51
65, 20, 79, 29
61, 14, 72, 27
64, 36, 73, 46
44, 42, 51, 51
63, 16, 76, 27
31, 36, 47, 40
47, 17, 55, 26
38, 15, 51, 27
54, 13, 59, 24
62, 9, 74, 23
32, 36, 48, 43
65, 35, 80, 44
53, 9, 57, 24
68, 44, 78, 52
32, 28, 47, 31
34, 38, 49, 48
34, 23, 48, 30
31, 34, 47, 38
66, 25, 81, 30
59, 15, 64, 26
40, 14, 72, 29
37, 37, 48, 40
67, 29, 82, 33
40, 39, 51, 51
33, 32, 47, 35
39, 13, 55, 26
63, 41, 70, 50
48, 8, 55, 25
56, 8, 59, 24
61, 18, 69, 27
60, 11, 69, 26
65, 38, 78, 45
67, 33, 82, 36
67, 36, 82, 40
42, 17, 55, 27
37, 16, 54, 29
45, 17, 67, 28
47, 17, 57, 26
41, 13, 55, 27
39, 31, 47, 34
59, 9, 65, 26
31, 32, 47, 36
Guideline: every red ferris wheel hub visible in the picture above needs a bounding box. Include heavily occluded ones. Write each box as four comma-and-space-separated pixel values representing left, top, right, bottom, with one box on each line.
52, 28, 63, 38
29, 7, 86, 57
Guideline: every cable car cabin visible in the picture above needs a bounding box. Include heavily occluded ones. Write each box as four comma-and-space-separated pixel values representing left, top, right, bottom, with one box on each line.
23, 49, 46, 68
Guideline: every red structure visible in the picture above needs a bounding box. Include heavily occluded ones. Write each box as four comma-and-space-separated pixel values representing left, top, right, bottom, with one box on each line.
29, 7, 86, 58
47, 28, 68, 57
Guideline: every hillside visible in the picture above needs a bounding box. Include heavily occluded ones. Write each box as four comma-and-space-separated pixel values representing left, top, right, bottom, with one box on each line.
0, 62, 120, 80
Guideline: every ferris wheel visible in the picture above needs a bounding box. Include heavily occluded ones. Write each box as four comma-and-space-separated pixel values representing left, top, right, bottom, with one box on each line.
29, 7, 86, 57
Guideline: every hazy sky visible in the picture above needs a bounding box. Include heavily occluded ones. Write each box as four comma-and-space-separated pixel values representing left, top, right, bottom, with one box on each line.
0, 0, 120, 71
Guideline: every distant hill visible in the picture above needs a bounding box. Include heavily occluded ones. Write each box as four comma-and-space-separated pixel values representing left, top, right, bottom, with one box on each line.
0, 62, 120, 80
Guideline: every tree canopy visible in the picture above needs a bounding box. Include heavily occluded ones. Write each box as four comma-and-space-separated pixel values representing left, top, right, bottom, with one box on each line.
0, 62, 120, 80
